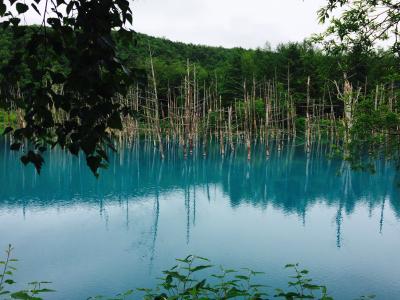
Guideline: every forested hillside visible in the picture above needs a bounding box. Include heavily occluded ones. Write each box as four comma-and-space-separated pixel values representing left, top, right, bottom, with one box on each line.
1, 27, 400, 172
115, 32, 399, 109
1, 27, 398, 113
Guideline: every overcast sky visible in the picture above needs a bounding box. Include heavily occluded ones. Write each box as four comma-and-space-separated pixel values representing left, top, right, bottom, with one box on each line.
132, 0, 327, 49
19, 0, 328, 49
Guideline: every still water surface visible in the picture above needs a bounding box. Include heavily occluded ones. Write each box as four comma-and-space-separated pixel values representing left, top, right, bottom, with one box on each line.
0, 140, 399, 299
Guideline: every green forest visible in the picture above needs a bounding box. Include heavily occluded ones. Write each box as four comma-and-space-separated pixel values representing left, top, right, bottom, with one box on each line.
1, 26, 399, 172
0, 0, 399, 175
1, 1, 400, 299
1, 27, 399, 111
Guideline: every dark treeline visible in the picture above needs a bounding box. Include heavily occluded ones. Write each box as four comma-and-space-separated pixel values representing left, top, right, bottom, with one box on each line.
1, 138, 398, 220
1, 27, 399, 115
1, 26, 400, 167
115, 33, 399, 113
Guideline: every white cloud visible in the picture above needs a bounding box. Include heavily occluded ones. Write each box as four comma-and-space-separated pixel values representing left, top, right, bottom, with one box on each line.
132, 0, 327, 48
15, 0, 327, 48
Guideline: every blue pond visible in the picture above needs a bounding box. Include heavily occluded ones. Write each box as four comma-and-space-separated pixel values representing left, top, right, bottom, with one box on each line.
0, 139, 399, 299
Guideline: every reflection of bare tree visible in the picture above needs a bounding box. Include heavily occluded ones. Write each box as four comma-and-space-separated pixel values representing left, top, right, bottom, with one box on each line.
149, 160, 163, 269
186, 186, 190, 245
335, 204, 343, 249
0, 139, 398, 251
125, 198, 129, 231
193, 185, 196, 227
183, 159, 192, 245
379, 196, 386, 234
305, 149, 311, 194
99, 197, 110, 231
379, 161, 390, 234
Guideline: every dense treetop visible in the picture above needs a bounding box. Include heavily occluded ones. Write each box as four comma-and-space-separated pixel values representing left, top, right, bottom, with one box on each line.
317, 0, 400, 56
0, 0, 134, 175
2, 27, 398, 110
0, 0, 399, 174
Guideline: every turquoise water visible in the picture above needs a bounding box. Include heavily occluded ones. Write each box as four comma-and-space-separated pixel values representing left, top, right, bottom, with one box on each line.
0, 139, 400, 299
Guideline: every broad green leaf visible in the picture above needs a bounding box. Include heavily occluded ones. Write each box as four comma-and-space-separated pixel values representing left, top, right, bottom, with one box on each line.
190, 265, 213, 272
15, 3, 28, 14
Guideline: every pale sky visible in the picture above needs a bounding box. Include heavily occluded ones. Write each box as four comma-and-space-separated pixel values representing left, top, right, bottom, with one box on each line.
132, 0, 327, 49
18, 0, 328, 49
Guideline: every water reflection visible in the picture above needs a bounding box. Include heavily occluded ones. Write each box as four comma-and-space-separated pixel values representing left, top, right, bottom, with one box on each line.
1, 139, 398, 230
1, 138, 399, 299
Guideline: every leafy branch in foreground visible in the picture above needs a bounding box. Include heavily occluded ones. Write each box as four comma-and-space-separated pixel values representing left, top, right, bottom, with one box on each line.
0, 244, 54, 300
91, 255, 336, 300
316, 0, 400, 56
0, 247, 376, 300
0, 0, 135, 176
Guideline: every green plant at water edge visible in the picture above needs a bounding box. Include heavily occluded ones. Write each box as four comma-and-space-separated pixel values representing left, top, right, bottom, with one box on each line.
0, 110, 16, 133
91, 256, 335, 300
1, 247, 375, 300
0, 245, 54, 300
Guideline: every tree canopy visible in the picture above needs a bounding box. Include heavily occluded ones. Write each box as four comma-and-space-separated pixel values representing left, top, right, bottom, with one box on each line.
316, 0, 400, 169
317, 0, 400, 56
0, 0, 399, 175
0, 0, 134, 176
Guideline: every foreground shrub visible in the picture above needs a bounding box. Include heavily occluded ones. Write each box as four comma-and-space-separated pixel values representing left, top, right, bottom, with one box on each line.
1, 246, 375, 300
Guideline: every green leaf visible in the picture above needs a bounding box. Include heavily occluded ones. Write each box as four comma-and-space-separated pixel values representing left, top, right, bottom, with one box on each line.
10, 142, 22, 151
107, 113, 123, 130
193, 279, 206, 290
250, 284, 266, 288
50, 72, 66, 84
86, 155, 102, 177
0, 3, 6, 16
117, 289, 133, 297
234, 275, 249, 280
20, 151, 45, 174
0, 291, 10, 295
15, 3, 28, 14
190, 265, 213, 272
11, 291, 41, 300
195, 256, 210, 262
2, 126, 13, 135
224, 269, 237, 273
30, 3, 40, 15
176, 255, 193, 263
303, 284, 321, 290
4, 279, 16, 285
33, 289, 55, 293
